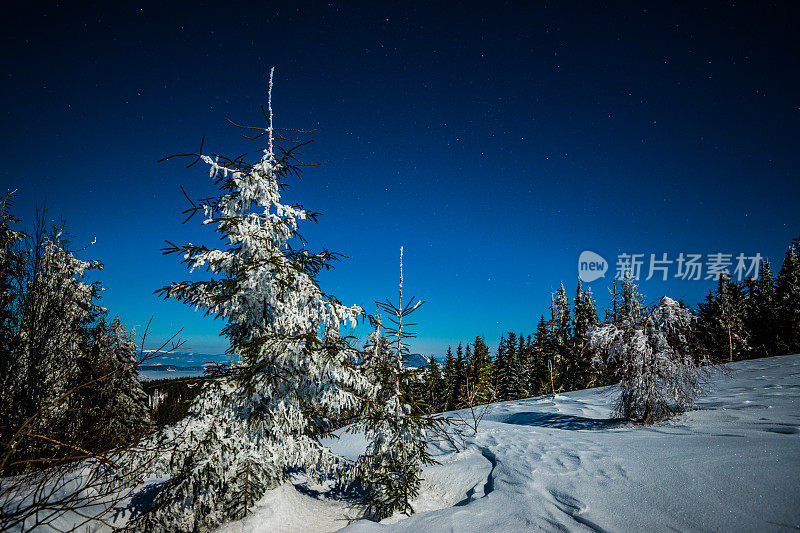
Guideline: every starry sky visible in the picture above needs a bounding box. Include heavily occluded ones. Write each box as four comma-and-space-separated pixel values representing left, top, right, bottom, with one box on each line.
2, 2, 798, 358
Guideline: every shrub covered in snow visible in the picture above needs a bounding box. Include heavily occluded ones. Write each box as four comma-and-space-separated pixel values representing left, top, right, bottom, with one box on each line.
588, 296, 709, 424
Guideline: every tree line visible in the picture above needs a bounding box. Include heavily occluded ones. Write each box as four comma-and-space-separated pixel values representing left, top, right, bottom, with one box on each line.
412, 237, 800, 416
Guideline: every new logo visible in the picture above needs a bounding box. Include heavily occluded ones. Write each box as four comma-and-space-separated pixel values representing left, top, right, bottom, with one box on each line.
578, 251, 608, 282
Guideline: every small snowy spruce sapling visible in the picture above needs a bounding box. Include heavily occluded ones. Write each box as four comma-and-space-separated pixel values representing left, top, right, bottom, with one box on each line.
588, 289, 709, 424
136, 71, 370, 532
354, 247, 437, 521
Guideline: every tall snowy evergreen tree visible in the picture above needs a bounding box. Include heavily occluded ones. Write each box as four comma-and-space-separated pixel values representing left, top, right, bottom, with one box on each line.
494, 334, 511, 402
459, 343, 472, 402
75, 313, 153, 449
606, 279, 621, 325
569, 282, 600, 390
618, 272, 645, 328
0, 192, 23, 420
530, 315, 551, 395
697, 273, 749, 362
494, 333, 517, 401
520, 333, 534, 395
136, 73, 370, 531
422, 355, 444, 413
448, 343, 466, 410
466, 336, 494, 406
355, 247, 437, 520
0, 221, 111, 474
511, 332, 529, 398
744, 260, 778, 358
442, 346, 456, 411
776, 235, 800, 354
549, 283, 571, 391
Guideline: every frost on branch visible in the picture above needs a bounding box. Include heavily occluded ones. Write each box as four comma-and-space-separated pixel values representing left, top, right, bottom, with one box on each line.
588, 294, 710, 424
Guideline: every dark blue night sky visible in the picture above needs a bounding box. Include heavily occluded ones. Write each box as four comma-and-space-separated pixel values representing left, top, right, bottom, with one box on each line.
2, 2, 798, 356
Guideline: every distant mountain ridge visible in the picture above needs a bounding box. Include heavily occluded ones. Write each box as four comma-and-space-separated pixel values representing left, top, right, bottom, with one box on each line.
139, 352, 432, 377
139, 364, 210, 372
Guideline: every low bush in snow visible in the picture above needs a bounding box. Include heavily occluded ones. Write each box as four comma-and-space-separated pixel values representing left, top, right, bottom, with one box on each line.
588, 296, 710, 424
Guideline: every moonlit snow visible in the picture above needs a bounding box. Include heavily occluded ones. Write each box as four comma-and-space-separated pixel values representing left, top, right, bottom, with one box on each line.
220, 354, 800, 532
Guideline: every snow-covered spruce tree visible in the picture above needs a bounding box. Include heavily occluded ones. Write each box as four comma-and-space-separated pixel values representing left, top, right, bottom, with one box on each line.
74, 313, 153, 449
588, 295, 709, 424
776, 235, 800, 355
511, 333, 530, 398
744, 260, 778, 358
697, 272, 749, 362
421, 355, 444, 413
547, 283, 571, 392
0, 222, 105, 474
529, 315, 551, 395
568, 281, 600, 390
353, 247, 437, 521
493, 334, 513, 401
441, 346, 456, 410
135, 75, 369, 531
618, 271, 645, 327
451, 343, 466, 408
469, 336, 495, 405
0, 193, 23, 411
590, 271, 647, 386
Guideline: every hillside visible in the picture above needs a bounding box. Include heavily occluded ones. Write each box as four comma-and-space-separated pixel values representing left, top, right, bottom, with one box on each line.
221, 354, 800, 532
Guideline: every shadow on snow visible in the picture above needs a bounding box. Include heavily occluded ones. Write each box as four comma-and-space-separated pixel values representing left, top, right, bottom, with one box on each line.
500, 411, 622, 431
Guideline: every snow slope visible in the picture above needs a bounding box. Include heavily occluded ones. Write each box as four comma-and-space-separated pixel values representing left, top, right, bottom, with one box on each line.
9, 355, 797, 531
224, 354, 800, 532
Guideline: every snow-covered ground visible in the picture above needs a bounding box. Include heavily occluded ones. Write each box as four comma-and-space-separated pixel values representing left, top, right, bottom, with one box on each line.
8, 355, 798, 532
222, 354, 800, 532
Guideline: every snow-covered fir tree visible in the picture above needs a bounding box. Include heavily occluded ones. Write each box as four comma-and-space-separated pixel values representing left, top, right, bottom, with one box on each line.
450, 343, 466, 409
442, 346, 456, 411
354, 247, 437, 520
530, 315, 551, 395
494, 333, 518, 401
466, 336, 494, 405
549, 283, 571, 391
618, 271, 645, 328
697, 272, 749, 362
135, 73, 370, 531
1, 223, 104, 473
0, 192, 23, 412
744, 260, 778, 358
511, 333, 530, 398
75, 313, 153, 448
606, 278, 621, 325
776, 235, 800, 354
460, 343, 473, 401
588, 294, 709, 424
569, 281, 600, 389
421, 355, 444, 413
